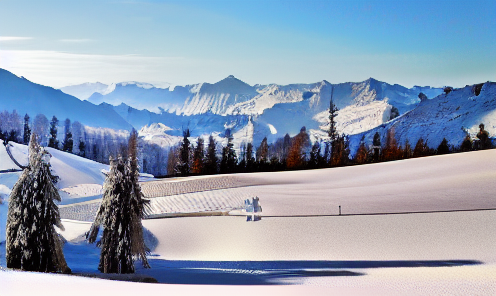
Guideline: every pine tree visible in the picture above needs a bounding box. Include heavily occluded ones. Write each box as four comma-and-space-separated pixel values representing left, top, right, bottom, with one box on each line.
87, 130, 149, 273
437, 138, 450, 155
372, 132, 381, 162
256, 137, 269, 164
62, 118, 73, 153
78, 138, 86, 157
309, 141, 321, 169
6, 133, 70, 273
460, 134, 473, 152
245, 142, 255, 172
178, 129, 191, 176
220, 129, 237, 173
191, 137, 204, 174
48, 116, 59, 149
328, 87, 339, 163
476, 123, 491, 150
203, 135, 218, 175
23, 114, 31, 144
413, 138, 430, 157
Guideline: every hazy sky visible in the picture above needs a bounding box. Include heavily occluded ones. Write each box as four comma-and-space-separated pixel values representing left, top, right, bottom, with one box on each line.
0, 0, 494, 88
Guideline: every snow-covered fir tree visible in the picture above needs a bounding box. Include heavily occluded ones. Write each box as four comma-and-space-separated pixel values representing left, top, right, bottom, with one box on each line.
87, 130, 149, 273
6, 133, 70, 273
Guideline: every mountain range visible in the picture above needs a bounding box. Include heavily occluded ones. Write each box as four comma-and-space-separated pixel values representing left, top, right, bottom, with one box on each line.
1, 68, 493, 156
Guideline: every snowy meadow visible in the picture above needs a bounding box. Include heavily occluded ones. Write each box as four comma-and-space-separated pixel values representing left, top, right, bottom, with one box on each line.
1, 142, 495, 295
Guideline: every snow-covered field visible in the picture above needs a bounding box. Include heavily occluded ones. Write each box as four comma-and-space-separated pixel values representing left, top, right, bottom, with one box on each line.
0, 145, 495, 295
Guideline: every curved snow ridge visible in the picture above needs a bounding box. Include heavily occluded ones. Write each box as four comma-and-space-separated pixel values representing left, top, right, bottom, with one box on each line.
144, 188, 251, 217
140, 176, 250, 198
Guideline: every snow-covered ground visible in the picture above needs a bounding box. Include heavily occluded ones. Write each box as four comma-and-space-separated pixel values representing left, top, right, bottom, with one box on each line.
0, 144, 495, 295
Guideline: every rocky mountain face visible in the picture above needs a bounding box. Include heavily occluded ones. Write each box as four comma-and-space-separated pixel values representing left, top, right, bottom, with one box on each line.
349, 82, 496, 154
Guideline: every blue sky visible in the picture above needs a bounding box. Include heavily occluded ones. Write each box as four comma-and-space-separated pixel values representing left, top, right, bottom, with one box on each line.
0, 0, 494, 88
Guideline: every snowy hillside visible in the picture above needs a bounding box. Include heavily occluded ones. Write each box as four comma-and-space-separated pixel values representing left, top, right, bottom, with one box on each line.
350, 82, 496, 154
1, 149, 494, 295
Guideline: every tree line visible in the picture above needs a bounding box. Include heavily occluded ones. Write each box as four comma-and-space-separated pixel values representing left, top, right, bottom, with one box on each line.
167, 97, 494, 177
1, 108, 493, 178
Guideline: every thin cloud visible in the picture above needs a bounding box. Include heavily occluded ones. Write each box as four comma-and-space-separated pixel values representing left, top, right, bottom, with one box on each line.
0, 36, 33, 42
59, 39, 94, 43
0, 50, 186, 88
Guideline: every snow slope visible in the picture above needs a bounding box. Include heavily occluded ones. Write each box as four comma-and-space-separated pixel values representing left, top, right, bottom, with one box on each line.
0, 69, 132, 130
1, 150, 493, 295
349, 82, 496, 154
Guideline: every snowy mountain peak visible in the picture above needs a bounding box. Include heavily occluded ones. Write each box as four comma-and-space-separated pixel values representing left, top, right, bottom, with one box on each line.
117, 81, 155, 89
59, 82, 109, 100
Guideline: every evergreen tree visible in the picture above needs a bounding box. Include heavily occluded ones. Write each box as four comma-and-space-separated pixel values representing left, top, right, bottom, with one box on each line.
460, 134, 473, 152
87, 130, 149, 273
204, 135, 218, 175
256, 137, 269, 163
78, 138, 86, 157
245, 142, 256, 172
413, 138, 429, 157
6, 133, 70, 273
309, 141, 321, 169
62, 118, 73, 153
328, 87, 339, 163
237, 143, 247, 172
178, 129, 191, 176
330, 134, 350, 167
23, 114, 31, 144
372, 132, 381, 162
191, 137, 204, 174
7, 129, 19, 143
437, 138, 450, 155
48, 116, 59, 149
220, 129, 237, 173
476, 123, 491, 150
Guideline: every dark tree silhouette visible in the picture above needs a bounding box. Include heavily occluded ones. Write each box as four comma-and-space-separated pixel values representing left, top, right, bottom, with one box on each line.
62, 118, 73, 153
23, 114, 31, 144
204, 135, 218, 175
48, 116, 59, 149
179, 129, 191, 176
437, 138, 450, 154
